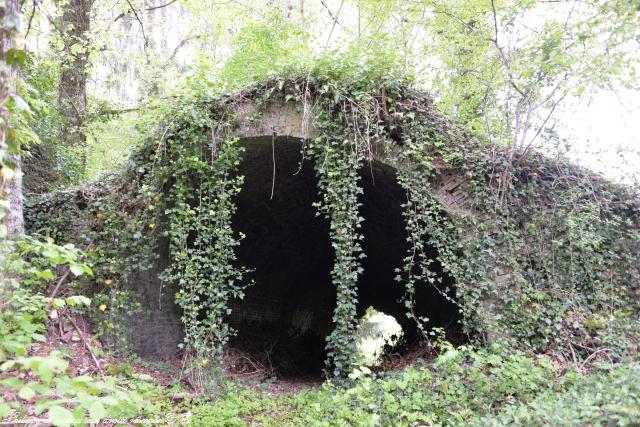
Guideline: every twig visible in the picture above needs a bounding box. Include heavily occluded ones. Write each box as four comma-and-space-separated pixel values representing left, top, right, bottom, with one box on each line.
167, 33, 203, 62
580, 348, 612, 370
33, 0, 65, 37
115, 0, 178, 21
518, 91, 567, 158
46, 270, 70, 310
146, 0, 178, 11
324, 0, 344, 50
64, 313, 103, 374
24, 0, 37, 41
568, 342, 581, 372
58, 314, 64, 337
150, 120, 175, 173
125, 0, 150, 60
97, 106, 140, 116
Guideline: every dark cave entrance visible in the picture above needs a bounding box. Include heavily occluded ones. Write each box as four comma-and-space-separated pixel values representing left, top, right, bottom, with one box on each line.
228, 136, 461, 377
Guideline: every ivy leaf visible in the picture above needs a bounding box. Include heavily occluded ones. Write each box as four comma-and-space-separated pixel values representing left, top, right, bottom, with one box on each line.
89, 400, 106, 421
0, 400, 11, 418
18, 385, 36, 401
35, 269, 55, 280
69, 265, 84, 277
65, 296, 91, 307
51, 298, 65, 309
38, 359, 59, 384
0, 377, 22, 387
0, 361, 16, 371
32, 333, 46, 342
6, 48, 27, 67
48, 406, 75, 426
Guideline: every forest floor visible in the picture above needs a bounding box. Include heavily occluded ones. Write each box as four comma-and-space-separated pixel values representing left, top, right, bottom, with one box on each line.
20, 309, 439, 406
35, 309, 432, 396
32, 310, 327, 396
4, 308, 638, 426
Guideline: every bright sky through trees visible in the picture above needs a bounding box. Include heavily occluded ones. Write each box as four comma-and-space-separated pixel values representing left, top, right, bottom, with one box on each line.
21, 0, 640, 184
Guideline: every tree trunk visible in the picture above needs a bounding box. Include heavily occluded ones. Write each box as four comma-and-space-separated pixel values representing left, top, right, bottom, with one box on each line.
57, 0, 92, 170
0, 0, 23, 238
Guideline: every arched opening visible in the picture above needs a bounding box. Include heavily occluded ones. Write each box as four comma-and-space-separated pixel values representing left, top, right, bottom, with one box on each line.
227, 136, 462, 378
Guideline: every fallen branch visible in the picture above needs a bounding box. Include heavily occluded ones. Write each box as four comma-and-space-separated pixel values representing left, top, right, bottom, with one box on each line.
97, 107, 140, 116
63, 313, 103, 374
580, 347, 612, 370
567, 342, 583, 373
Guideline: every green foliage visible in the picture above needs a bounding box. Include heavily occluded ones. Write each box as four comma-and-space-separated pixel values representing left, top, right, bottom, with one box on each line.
474, 363, 640, 426
20, 41, 153, 192
16, 37, 640, 417
0, 237, 92, 360
0, 353, 157, 426
85, 180, 157, 351
0, 286, 48, 360
84, 113, 147, 182
219, 11, 312, 88
24, 176, 158, 352
395, 138, 460, 337
12, 0, 640, 423
301, 345, 557, 426
173, 9, 412, 102
19, 0, 640, 194
20, 56, 79, 192
0, 236, 171, 425
309, 36, 411, 89
187, 345, 640, 426
6, 236, 92, 289
7, 76, 41, 152
188, 386, 293, 427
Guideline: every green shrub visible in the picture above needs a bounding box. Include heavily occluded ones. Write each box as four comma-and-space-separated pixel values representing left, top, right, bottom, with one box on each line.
187, 347, 640, 426
0, 237, 170, 425
475, 363, 640, 427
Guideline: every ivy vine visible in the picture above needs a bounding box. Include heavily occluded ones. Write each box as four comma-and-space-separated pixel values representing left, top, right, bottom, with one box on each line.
157, 118, 250, 394
306, 104, 366, 378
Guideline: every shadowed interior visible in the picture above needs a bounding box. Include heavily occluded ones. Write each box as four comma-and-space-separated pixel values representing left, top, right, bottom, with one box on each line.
228, 136, 461, 377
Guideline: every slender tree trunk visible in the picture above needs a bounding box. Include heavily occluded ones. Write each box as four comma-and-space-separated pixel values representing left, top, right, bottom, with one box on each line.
4, 156, 22, 236
57, 0, 92, 170
0, 0, 23, 239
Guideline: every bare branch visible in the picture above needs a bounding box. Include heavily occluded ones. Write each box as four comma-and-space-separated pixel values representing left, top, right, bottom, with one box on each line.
146, 0, 178, 12
168, 32, 203, 61
33, 1, 65, 37
24, 0, 37, 41
490, 0, 499, 43
125, 0, 150, 60
430, 5, 486, 40
489, 0, 527, 98
115, 0, 178, 21
323, 0, 344, 50
519, 91, 567, 157
64, 313, 103, 373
